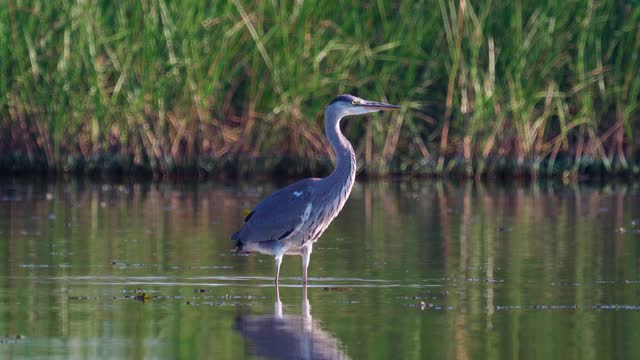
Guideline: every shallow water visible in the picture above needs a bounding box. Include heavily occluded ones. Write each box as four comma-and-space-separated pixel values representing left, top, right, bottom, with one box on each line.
1, 178, 639, 359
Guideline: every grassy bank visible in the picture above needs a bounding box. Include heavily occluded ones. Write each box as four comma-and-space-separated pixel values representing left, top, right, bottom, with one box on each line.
1, 0, 639, 178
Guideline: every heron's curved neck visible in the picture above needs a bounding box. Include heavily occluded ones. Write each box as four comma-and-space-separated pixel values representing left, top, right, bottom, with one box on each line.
324, 107, 356, 183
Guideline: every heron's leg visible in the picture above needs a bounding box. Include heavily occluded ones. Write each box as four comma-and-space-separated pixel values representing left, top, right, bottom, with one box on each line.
274, 255, 283, 285
301, 245, 313, 284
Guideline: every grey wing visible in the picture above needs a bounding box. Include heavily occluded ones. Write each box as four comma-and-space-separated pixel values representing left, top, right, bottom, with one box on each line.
234, 178, 319, 244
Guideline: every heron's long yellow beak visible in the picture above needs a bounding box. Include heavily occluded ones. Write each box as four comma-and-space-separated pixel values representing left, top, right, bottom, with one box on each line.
361, 100, 401, 110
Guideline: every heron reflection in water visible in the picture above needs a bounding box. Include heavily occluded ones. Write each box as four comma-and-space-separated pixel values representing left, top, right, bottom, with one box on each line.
235, 286, 350, 360
233, 95, 400, 284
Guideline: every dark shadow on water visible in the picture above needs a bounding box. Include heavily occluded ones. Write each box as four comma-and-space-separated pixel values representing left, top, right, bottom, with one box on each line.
234, 286, 350, 360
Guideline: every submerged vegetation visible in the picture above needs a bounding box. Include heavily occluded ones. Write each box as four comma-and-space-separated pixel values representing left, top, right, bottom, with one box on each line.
1, 0, 639, 178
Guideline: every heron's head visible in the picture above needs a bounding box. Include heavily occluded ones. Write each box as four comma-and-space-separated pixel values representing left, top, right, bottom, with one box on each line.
326, 94, 400, 117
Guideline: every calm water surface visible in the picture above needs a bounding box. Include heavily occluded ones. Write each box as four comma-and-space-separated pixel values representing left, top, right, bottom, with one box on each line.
1, 178, 640, 359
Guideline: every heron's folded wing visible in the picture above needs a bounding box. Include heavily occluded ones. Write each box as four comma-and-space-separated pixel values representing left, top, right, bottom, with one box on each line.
237, 178, 318, 243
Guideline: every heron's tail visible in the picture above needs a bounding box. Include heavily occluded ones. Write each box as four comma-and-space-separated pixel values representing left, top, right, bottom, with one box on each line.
232, 231, 244, 254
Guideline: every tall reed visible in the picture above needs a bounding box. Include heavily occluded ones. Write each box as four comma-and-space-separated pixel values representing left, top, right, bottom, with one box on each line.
1, 0, 638, 178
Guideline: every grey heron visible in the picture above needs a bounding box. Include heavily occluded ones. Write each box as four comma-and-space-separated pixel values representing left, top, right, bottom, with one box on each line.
232, 94, 400, 284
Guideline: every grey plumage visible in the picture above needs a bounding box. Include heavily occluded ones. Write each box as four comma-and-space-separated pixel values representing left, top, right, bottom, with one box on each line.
232, 94, 400, 284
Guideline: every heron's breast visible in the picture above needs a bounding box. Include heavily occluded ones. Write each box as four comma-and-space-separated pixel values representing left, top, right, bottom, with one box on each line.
302, 196, 350, 242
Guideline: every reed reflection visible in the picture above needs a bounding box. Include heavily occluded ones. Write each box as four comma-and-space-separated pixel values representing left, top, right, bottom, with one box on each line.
235, 286, 350, 360
1, 179, 640, 359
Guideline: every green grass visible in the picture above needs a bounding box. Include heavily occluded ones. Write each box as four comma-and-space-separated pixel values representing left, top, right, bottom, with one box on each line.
1, 0, 639, 178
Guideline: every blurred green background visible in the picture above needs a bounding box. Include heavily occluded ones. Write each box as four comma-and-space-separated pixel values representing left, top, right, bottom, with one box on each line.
1, 0, 639, 177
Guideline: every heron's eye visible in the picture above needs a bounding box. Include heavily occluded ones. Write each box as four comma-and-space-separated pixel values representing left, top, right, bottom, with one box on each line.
351, 100, 357, 105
